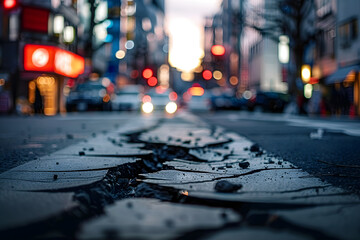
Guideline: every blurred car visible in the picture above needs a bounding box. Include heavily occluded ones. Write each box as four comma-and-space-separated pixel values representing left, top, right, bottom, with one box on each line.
111, 85, 143, 111
141, 88, 178, 114
66, 81, 111, 112
187, 92, 211, 111
247, 91, 290, 112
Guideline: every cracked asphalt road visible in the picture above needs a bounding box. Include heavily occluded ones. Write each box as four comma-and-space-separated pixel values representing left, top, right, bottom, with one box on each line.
0, 111, 359, 240
0, 112, 143, 173
196, 111, 360, 194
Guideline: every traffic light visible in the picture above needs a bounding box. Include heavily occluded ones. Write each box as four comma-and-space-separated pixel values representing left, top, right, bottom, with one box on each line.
211, 45, 225, 73
211, 45, 225, 56
301, 65, 311, 83
3, 0, 17, 10
147, 77, 157, 87
202, 70, 212, 80
142, 68, 153, 79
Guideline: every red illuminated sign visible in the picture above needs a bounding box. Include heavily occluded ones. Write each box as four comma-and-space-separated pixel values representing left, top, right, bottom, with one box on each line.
24, 44, 85, 78
22, 7, 50, 33
3, 0, 17, 9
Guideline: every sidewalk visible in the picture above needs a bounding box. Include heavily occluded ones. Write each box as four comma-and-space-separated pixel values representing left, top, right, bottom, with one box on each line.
0, 112, 359, 240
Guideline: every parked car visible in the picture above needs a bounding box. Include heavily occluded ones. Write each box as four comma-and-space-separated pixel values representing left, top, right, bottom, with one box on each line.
210, 93, 241, 110
247, 91, 290, 112
111, 85, 143, 111
66, 81, 111, 112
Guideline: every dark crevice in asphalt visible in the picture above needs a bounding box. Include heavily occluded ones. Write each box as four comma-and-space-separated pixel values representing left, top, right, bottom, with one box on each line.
277, 185, 332, 193
289, 192, 356, 200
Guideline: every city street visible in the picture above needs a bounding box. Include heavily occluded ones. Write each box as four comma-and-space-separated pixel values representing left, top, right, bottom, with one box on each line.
1, 0, 360, 239
0, 111, 359, 239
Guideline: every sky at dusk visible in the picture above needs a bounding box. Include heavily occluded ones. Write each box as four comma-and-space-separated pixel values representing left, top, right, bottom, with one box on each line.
165, 0, 221, 72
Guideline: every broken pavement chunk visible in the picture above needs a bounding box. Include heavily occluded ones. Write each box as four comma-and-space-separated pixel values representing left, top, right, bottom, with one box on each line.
139, 170, 234, 185
4, 155, 139, 172
188, 149, 226, 162
55, 144, 152, 157
0, 170, 108, 191
139, 124, 231, 148
0, 191, 77, 231
78, 198, 240, 240
0, 155, 139, 191
215, 180, 242, 193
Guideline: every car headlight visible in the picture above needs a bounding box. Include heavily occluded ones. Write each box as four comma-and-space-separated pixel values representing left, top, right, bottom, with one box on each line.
165, 102, 177, 114
142, 102, 154, 113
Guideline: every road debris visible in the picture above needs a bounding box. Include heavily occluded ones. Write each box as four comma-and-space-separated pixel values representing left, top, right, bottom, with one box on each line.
214, 180, 243, 193
310, 128, 324, 140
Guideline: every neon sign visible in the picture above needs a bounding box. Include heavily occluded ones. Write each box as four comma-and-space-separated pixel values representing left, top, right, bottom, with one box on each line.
24, 44, 84, 78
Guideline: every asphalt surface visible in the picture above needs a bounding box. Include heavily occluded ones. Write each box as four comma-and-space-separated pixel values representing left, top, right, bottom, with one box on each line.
0, 112, 142, 173
1, 111, 360, 195
1, 111, 360, 240
196, 111, 360, 194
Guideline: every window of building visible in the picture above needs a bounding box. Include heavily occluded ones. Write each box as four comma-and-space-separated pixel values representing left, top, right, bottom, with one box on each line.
316, 0, 332, 18
339, 18, 358, 49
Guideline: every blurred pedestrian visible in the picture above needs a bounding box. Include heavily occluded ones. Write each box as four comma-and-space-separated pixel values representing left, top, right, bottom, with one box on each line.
34, 87, 43, 114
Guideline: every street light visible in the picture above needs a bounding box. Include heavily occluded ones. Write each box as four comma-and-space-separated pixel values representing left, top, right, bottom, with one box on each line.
278, 35, 289, 64
301, 65, 311, 83
53, 15, 64, 35
63, 26, 75, 43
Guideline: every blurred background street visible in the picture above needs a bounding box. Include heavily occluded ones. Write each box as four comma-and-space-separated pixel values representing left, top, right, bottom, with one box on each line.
0, 0, 359, 118
1, 0, 360, 239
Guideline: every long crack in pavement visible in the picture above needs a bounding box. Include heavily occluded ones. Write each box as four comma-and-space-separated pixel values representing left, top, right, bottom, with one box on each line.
0, 113, 359, 240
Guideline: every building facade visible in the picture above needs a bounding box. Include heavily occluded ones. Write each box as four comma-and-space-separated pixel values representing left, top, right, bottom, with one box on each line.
325, 0, 360, 115
0, 0, 85, 115
246, 0, 288, 94
106, 0, 167, 89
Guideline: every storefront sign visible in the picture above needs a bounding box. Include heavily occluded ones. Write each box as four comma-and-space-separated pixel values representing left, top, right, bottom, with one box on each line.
24, 44, 85, 78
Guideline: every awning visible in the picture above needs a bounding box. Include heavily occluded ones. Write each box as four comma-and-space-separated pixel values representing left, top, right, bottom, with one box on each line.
326, 65, 359, 84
